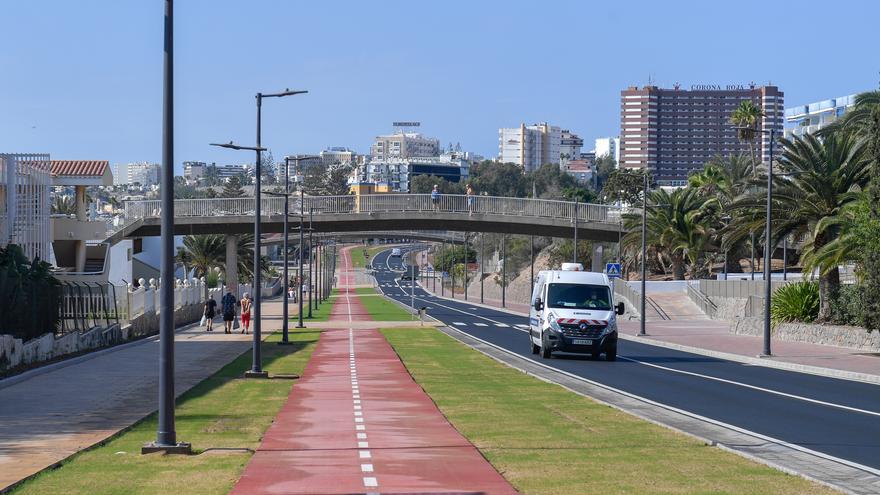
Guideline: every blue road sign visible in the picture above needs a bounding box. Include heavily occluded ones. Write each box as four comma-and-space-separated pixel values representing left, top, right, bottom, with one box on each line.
605, 263, 622, 279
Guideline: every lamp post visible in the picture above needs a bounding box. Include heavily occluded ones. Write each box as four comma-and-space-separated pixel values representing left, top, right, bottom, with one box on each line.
143, 0, 191, 455
735, 125, 777, 357
286, 156, 317, 329
308, 207, 314, 318
573, 199, 579, 263
211, 88, 306, 379
640, 171, 648, 336
264, 156, 294, 344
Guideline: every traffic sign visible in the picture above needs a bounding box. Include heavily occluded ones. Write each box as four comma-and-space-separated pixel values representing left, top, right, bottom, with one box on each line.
605, 263, 622, 279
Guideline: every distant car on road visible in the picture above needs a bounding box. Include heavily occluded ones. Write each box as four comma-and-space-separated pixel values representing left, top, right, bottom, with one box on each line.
391, 248, 401, 257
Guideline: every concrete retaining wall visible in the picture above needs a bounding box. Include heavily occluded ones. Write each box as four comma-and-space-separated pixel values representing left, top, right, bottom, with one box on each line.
732, 317, 880, 352
0, 302, 205, 374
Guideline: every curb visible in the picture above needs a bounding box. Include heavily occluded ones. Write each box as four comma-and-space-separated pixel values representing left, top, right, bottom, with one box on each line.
0, 319, 205, 392
618, 333, 880, 385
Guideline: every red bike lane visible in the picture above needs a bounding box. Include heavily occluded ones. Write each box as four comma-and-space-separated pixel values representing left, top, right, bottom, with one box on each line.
231, 287, 517, 494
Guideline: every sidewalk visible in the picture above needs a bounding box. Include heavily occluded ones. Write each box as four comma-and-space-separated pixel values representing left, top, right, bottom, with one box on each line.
0, 299, 293, 491
232, 245, 517, 494
421, 280, 880, 383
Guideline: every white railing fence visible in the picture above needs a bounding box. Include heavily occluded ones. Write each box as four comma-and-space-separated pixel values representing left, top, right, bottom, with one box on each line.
123, 194, 621, 225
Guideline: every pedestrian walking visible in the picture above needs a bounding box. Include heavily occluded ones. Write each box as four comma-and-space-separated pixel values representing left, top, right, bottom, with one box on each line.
240, 293, 253, 334
221, 290, 237, 334
203, 294, 217, 332
431, 184, 440, 211
466, 183, 475, 216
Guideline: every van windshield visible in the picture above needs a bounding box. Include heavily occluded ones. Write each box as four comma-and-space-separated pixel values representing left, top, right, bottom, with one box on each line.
546, 283, 611, 311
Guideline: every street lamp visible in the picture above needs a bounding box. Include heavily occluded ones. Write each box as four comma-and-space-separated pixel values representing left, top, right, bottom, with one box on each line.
734, 125, 776, 357
211, 88, 306, 378
285, 156, 318, 329
639, 171, 669, 337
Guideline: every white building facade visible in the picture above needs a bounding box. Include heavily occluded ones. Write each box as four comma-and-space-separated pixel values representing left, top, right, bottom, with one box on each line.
498, 122, 561, 172
362, 153, 470, 193
784, 94, 858, 139
126, 162, 161, 187
0, 153, 52, 262
594, 137, 620, 163
371, 132, 440, 160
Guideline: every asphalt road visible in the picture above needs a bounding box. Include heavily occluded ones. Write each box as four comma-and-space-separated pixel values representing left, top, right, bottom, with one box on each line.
371, 245, 880, 474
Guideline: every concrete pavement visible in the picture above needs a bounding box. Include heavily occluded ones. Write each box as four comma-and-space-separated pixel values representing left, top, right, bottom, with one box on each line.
0, 298, 295, 491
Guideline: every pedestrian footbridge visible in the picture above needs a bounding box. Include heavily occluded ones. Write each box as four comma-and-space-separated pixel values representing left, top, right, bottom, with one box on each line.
107, 194, 623, 243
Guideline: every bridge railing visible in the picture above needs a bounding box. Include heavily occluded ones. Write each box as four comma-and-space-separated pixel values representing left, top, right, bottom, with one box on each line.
124, 194, 621, 225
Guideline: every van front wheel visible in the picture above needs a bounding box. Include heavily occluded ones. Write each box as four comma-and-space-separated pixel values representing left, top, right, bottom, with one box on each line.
606, 345, 617, 362
530, 339, 540, 355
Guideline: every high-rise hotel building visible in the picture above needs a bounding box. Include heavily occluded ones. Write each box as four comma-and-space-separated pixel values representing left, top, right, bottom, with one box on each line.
619, 84, 784, 186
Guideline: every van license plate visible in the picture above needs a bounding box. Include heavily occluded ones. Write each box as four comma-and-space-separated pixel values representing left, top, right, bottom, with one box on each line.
572, 339, 592, 345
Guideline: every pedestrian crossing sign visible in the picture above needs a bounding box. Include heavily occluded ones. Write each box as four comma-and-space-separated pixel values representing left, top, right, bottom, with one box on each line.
605, 263, 622, 279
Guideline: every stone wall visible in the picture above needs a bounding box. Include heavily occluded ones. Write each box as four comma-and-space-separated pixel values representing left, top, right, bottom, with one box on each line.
732, 317, 880, 352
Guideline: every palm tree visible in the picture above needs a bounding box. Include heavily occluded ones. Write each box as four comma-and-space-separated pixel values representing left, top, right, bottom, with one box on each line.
179, 234, 272, 286
51, 195, 76, 215
622, 188, 712, 280
728, 133, 873, 320
730, 100, 765, 175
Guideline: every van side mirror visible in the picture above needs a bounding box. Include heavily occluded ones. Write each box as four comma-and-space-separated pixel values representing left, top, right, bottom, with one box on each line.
533, 298, 543, 311
616, 302, 625, 315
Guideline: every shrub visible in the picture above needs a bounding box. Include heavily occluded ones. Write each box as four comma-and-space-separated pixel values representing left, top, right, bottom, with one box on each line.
0, 244, 61, 340
770, 281, 819, 327
829, 285, 865, 327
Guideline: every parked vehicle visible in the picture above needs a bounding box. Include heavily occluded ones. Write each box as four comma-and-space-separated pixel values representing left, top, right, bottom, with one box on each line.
528, 263, 625, 361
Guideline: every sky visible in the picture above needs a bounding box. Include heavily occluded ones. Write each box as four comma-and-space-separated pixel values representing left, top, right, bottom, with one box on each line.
1, 0, 878, 173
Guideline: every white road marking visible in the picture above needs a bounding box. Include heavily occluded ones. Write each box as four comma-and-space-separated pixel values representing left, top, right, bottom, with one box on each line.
453, 322, 466, 326
354, 405, 362, 410
495, 323, 510, 327
618, 355, 880, 418
357, 432, 367, 439
474, 323, 488, 327
361, 463, 373, 472
358, 441, 369, 448
356, 424, 365, 431
444, 326, 880, 478
359, 450, 371, 459
363, 476, 378, 487
354, 399, 361, 404
355, 411, 363, 417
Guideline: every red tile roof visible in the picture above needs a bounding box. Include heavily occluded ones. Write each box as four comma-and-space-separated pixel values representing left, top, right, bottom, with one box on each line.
50, 160, 109, 177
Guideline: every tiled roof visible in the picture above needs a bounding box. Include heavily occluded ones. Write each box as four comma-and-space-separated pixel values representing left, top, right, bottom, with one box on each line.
50, 160, 109, 177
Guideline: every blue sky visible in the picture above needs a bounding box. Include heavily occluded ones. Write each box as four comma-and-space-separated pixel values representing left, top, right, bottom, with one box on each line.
1, 0, 877, 172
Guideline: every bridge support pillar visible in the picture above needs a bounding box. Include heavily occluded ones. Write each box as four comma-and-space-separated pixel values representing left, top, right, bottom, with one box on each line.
225, 235, 239, 295
591, 244, 604, 273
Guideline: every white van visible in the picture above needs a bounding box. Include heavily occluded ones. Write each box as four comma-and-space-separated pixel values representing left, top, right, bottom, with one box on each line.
528, 263, 625, 361
391, 248, 402, 257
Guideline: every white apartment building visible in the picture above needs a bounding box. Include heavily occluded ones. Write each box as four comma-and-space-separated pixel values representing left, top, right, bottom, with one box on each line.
559, 130, 584, 165
320, 147, 358, 166
112, 163, 128, 185
371, 132, 440, 160
784, 94, 858, 139
498, 122, 561, 172
126, 162, 161, 187
215, 164, 254, 181
361, 153, 470, 193
594, 137, 620, 163
277, 155, 321, 183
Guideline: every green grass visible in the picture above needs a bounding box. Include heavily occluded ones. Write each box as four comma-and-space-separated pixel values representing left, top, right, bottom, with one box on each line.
382, 327, 835, 495
355, 287, 415, 321
289, 288, 339, 323
10, 330, 321, 495
350, 245, 389, 268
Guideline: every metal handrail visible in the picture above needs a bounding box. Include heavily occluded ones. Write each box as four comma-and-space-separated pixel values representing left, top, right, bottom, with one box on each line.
686, 283, 717, 318
122, 194, 621, 225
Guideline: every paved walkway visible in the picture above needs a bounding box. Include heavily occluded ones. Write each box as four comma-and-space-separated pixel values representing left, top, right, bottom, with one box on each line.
232, 245, 517, 494
0, 299, 296, 491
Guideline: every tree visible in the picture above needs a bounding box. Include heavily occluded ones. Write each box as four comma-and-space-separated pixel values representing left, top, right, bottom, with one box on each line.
203, 164, 220, 186
260, 151, 277, 185
325, 162, 355, 195
52, 195, 76, 215
526, 163, 578, 199
470, 161, 527, 197
302, 162, 325, 195
728, 133, 873, 320
593, 155, 616, 190
433, 244, 476, 272
179, 234, 270, 285
221, 176, 245, 198
729, 100, 765, 175
600, 168, 648, 205
410, 174, 464, 195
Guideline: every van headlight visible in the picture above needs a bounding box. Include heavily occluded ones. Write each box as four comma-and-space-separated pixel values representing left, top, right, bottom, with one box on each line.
603, 321, 617, 336
546, 313, 561, 332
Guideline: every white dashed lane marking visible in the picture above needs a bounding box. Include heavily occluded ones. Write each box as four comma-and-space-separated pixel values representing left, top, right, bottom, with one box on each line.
474, 323, 488, 327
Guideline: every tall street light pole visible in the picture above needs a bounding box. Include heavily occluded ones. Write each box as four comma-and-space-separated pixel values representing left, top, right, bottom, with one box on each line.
143, 0, 190, 455
308, 206, 314, 318
286, 156, 317, 329
735, 125, 776, 357
212, 88, 306, 378
640, 171, 648, 336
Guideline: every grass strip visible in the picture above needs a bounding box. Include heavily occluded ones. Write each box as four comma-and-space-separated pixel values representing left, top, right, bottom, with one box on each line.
290, 288, 339, 323
350, 245, 389, 268
10, 330, 321, 495
382, 327, 835, 495
355, 287, 415, 321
